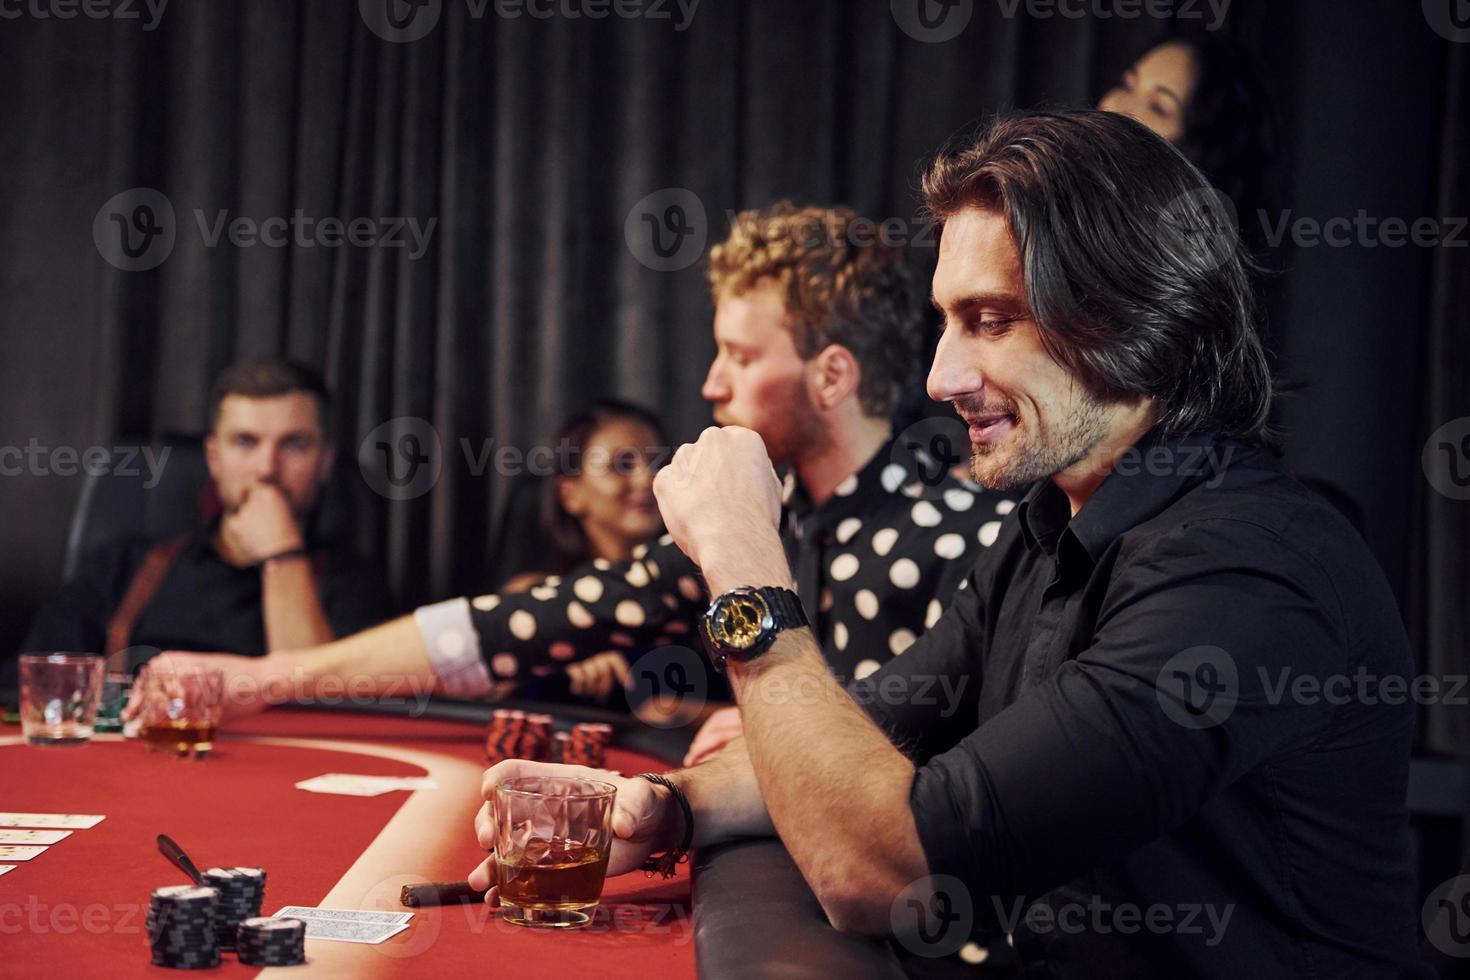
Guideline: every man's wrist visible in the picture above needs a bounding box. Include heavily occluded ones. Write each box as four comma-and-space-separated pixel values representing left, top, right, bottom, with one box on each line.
647, 780, 686, 854
259, 649, 316, 704
725, 629, 814, 688
699, 539, 794, 597
260, 539, 308, 564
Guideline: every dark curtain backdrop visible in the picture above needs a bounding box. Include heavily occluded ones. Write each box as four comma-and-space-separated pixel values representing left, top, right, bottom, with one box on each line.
1412, 37, 1470, 756
0, 0, 1465, 746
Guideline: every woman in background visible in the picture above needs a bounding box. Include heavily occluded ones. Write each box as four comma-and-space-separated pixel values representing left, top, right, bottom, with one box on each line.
1098, 30, 1275, 241
501, 399, 667, 701
1099, 32, 1366, 538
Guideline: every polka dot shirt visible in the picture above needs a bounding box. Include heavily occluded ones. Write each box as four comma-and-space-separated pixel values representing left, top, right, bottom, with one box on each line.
412, 438, 1017, 696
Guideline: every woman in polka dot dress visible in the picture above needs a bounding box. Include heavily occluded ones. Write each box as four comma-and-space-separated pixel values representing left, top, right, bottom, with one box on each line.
496, 400, 668, 703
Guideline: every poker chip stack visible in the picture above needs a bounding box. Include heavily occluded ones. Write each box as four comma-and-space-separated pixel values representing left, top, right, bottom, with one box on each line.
235, 916, 307, 967
561, 722, 612, 767
200, 867, 266, 947
526, 713, 555, 749
485, 709, 550, 763
146, 885, 221, 969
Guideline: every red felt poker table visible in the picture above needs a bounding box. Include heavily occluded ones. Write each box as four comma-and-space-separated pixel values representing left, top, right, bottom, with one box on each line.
0, 700, 697, 979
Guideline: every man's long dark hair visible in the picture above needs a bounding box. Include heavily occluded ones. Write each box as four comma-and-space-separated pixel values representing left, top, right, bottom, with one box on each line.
921, 109, 1278, 449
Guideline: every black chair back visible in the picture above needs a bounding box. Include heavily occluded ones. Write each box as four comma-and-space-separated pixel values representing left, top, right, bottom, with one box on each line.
61, 436, 208, 578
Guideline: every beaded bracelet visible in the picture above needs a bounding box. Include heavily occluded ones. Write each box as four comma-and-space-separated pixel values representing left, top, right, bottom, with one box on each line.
636, 773, 693, 878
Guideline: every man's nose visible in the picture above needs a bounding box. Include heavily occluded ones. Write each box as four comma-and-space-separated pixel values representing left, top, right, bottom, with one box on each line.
701, 360, 728, 402
255, 445, 283, 481
926, 329, 983, 404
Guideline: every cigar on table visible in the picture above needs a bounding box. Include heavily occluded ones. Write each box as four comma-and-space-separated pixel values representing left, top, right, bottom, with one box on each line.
400, 881, 490, 908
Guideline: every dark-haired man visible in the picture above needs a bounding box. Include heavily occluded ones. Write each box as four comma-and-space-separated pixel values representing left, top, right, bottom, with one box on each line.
22, 361, 393, 663
463, 112, 1427, 977
129, 204, 1016, 746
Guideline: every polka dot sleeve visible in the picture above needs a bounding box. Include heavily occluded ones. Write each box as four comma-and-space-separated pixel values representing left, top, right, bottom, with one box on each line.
414, 535, 707, 695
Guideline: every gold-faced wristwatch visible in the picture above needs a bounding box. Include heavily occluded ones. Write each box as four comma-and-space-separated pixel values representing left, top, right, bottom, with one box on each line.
699, 586, 808, 673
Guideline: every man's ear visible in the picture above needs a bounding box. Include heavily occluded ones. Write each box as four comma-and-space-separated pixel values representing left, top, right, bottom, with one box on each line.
203, 433, 221, 481
809, 344, 861, 411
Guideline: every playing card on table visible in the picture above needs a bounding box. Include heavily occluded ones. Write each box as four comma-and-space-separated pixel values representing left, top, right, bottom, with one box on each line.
294, 775, 388, 797
0, 846, 48, 861
0, 813, 105, 829
295, 774, 437, 797
272, 906, 414, 944
0, 865, 16, 876
0, 829, 71, 845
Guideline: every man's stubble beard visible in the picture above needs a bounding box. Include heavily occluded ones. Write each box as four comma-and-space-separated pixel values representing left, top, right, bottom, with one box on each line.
969, 392, 1112, 492
719, 380, 828, 469
766, 393, 829, 470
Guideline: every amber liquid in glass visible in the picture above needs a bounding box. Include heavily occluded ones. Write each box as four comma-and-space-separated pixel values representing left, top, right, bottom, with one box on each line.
139, 721, 216, 754
497, 837, 610, 910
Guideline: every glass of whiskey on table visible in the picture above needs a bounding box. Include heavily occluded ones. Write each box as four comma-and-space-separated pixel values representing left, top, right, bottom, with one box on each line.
493, 775, 616, 928
134, 663, 224, 759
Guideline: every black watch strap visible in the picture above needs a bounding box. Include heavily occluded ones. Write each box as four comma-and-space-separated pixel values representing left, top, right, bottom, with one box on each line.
760, 587, 807, 631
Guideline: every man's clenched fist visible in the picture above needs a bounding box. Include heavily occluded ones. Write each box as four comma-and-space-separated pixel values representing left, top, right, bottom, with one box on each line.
220, 482, 304, 565
651, 427, 792, 596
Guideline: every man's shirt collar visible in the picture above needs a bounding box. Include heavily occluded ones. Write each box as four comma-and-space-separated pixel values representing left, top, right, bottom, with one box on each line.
1018, 431, 1247, 563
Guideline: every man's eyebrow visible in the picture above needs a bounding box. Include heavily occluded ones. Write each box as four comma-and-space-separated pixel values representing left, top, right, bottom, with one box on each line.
225, 427, 319, 440
931, 292, 1027, 315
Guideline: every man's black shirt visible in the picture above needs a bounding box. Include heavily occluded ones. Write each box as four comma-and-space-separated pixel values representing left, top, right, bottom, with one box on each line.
21, 528, 394, 660
853, 433, 1426, 977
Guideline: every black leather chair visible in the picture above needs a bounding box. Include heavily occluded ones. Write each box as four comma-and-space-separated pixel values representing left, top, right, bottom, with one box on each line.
61, 435, 210, 578
486, 473, 552, 588
62, 432, 356, 578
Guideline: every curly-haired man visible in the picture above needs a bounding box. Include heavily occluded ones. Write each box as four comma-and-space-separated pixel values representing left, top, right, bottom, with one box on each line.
133, 203, 1017, 756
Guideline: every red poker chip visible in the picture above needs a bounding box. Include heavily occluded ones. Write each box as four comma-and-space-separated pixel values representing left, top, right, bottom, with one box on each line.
485, 727, 549, 761
570, 723, 612, 745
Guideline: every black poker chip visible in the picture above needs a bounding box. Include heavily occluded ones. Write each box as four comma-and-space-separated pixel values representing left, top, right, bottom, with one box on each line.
144, 870, 288, 969
235, 916, 307, 967
147, 885, 222, 969
201, 866, 266, 948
